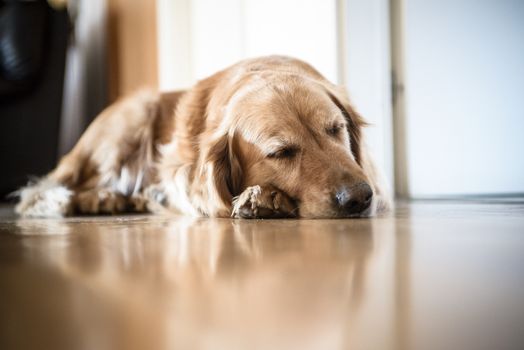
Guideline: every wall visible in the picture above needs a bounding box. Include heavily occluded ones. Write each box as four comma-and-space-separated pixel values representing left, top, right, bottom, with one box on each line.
108, 0, 158, 101
400, 0, 524, 196
157, 0, 338, 90
344, 0, 393, 191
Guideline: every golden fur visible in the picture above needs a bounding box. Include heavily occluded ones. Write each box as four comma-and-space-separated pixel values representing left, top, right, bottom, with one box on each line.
16, 56, 391, 218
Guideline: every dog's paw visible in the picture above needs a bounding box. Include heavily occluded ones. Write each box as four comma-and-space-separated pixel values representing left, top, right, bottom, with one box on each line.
15, 179, 73, 218
143, 185, 168, 206
231, 185, 297, 219
74, 189, 127, 214
133, 185, 168, 213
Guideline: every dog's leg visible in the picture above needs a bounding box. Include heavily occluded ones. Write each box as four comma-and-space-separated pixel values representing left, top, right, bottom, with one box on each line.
15, 89, 164, 218
15, 149, 86, 218
15, 178, 74, 218
72, 185, 171, 215
231, 185, 297, 219
72, 189, 127, 215
128, 185, 169, 214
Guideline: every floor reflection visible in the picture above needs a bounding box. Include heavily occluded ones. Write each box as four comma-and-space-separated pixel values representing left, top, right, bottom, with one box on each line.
394, 207, 412, 350
3, 202, 524, 349
1, 216, 396, 350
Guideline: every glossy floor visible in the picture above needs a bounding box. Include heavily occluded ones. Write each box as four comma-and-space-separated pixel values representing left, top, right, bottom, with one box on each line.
1, 200, 523, 350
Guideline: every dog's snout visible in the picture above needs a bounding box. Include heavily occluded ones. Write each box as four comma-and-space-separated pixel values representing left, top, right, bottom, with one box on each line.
335, 183, 373, 216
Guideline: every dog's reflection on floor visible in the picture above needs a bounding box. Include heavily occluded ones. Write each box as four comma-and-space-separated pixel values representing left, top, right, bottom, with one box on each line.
4, 217, 395, 350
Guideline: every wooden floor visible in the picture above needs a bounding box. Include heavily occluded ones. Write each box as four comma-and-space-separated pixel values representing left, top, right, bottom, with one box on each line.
0, 200, 523, 350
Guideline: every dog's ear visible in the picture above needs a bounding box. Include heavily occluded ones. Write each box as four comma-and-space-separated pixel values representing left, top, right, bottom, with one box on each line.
325, 86, 367, 166
194, 132, 243, 217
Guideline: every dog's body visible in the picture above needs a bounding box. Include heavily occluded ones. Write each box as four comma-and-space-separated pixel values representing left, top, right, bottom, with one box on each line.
16, 56, 390, 219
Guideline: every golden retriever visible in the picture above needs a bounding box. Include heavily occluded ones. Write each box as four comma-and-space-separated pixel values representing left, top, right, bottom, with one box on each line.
15, 56, 390, 219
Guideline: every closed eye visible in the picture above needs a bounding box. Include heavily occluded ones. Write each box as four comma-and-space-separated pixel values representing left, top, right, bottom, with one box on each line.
326, 124, 345, 137
267, 146, 299, 159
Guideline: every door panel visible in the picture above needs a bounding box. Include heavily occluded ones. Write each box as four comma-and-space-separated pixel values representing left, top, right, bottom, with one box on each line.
402, 0, 524, 196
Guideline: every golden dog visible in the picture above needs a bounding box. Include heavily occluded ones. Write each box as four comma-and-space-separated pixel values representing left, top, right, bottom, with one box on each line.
16, 56, 390, 219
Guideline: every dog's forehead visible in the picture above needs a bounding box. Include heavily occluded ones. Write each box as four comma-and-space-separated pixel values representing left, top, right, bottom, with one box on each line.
234, 105, 344, 154
235, 116, 303, 148
231, 79, 341, 123
220, 74, 346, 148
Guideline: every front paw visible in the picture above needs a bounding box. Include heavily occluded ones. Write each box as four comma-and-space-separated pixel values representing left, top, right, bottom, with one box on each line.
15, 179, 73, 218
74, 189, 126, 214
231, 185, 297, 219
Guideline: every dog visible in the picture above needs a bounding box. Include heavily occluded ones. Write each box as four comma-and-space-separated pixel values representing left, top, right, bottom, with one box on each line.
15, 56, 391, 219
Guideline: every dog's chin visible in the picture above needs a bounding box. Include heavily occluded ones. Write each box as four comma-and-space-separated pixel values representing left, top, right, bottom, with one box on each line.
334, 210, 372, 219
298, 200, 376, 219
342, 200, 376, 218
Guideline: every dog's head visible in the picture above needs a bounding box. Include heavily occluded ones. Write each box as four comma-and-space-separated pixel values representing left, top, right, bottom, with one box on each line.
196, 69, 376, 218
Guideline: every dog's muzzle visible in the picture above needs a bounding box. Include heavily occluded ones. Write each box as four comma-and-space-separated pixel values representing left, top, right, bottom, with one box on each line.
334, 182, 373, 217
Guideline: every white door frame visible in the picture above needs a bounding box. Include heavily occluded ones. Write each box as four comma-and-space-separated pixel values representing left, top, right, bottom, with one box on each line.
341, 0, 395, 193
390, 0, 408, 198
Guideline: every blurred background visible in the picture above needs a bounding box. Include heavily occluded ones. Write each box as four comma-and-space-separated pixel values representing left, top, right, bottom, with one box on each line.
0, 0, 522, 199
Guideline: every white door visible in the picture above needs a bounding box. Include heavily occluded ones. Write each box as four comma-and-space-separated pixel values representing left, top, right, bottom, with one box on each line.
395, 0, 524, 197
157, 0, 339, 89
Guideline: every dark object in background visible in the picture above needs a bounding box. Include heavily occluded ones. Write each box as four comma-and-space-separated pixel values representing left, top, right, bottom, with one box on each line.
0, 0, 69, 198
0, 0, 47, 92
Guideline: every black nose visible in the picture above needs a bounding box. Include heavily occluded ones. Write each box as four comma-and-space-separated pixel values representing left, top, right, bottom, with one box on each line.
335, 183, 373, 216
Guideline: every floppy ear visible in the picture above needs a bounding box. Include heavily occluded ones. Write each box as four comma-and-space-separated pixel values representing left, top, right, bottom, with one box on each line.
326, 85, 393, 213
326, 87, 367, 166
194, 132, 243, 217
